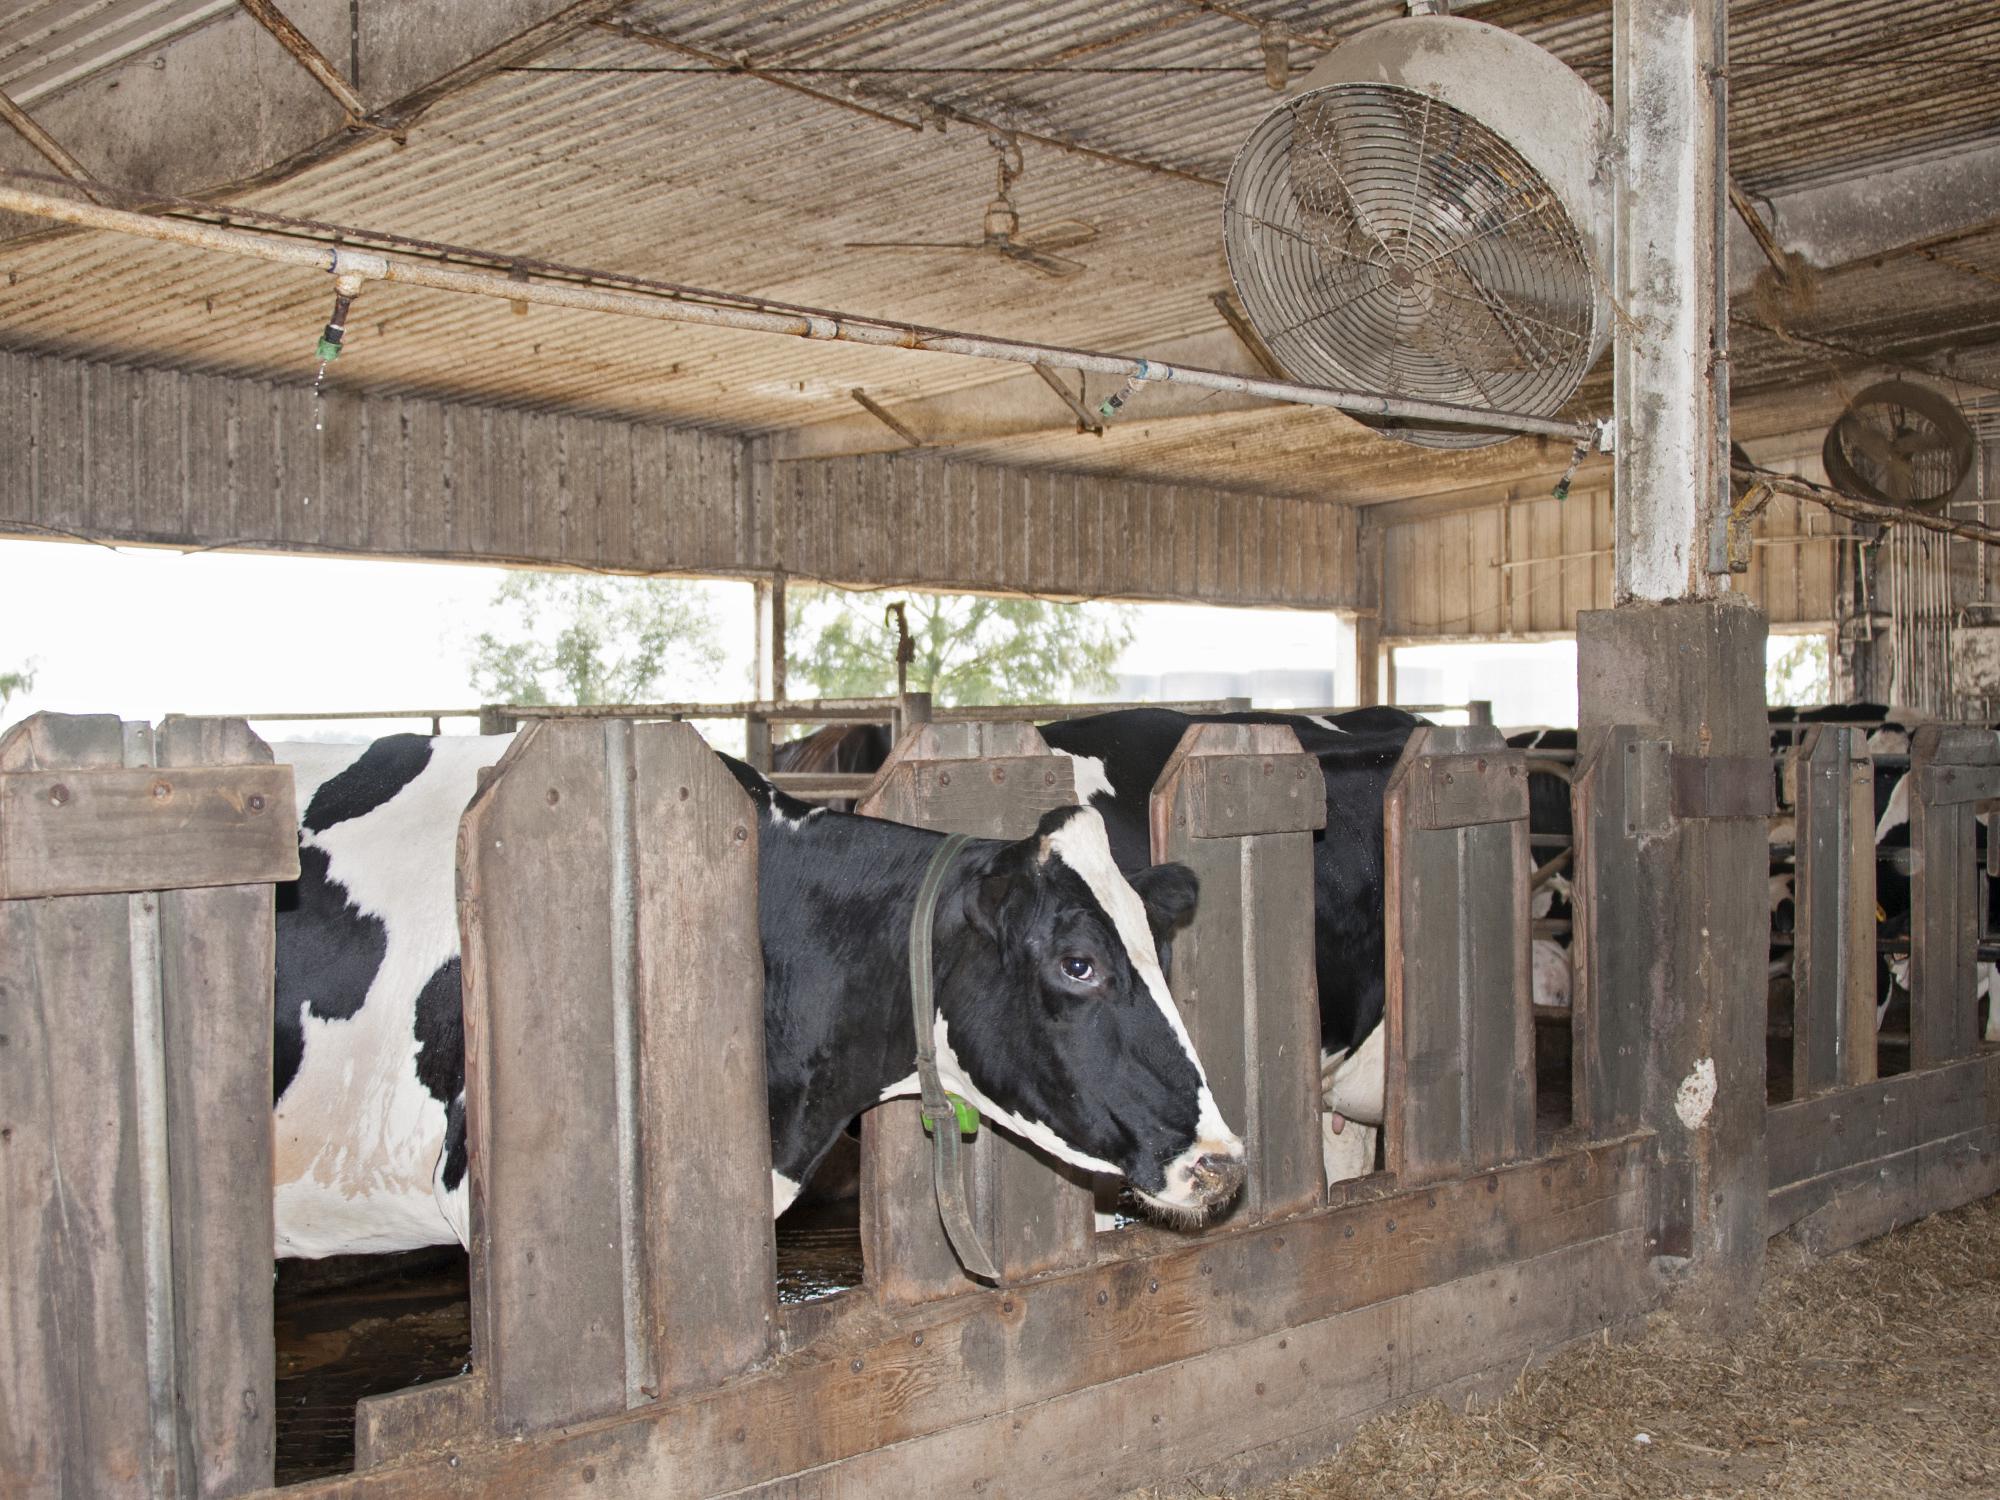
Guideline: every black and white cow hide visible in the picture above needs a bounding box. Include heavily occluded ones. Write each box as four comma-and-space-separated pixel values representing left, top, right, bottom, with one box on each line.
270, 733, 1244, 1259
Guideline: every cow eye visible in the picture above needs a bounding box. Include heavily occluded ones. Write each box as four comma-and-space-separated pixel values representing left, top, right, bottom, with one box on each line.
1060, 955, 1096, 984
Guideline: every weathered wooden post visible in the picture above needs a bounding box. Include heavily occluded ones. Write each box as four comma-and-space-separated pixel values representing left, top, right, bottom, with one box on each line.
362, 718, 774, 1454
1908, 725, 2000, 1069
1149, 722, 1325, 1221
856, 720, 1094, 1301
1789, 727, 1878, 1095
1381, 724, 1534, 1186
1, 713, 297, 1499
1573, 0, 1770, 1323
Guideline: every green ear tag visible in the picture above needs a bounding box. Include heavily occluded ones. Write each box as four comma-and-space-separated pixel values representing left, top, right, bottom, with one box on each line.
921, 1092, 981, 1138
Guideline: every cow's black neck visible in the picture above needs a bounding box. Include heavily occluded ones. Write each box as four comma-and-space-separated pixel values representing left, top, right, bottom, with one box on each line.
729, 773, 989, 1189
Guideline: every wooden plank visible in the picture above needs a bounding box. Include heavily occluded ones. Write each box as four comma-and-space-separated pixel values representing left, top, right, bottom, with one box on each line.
155, 717, 279, 1498
0, 713, 288, 1498
1766, 1052, 1998, 1190
258, 1138, 1652, 1500
629, 724, 776, 1396
455, 719, 773, 1440
855, 721, 1093, 1302
1570, 728, 1670, 1140
1909, 725, 1999, 1068
1383, 726, 1534, 1186
0, 758, 298, 899
1789, 727, 1877, 1096
1, 711, 157, 1497
1410, 753, 1530, 830
715, 1235, 1649, 1500
1152, 724, 1326, 1223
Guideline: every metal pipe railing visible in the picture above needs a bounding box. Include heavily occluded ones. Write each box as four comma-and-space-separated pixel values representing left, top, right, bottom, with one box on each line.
0, 183, 1595, 444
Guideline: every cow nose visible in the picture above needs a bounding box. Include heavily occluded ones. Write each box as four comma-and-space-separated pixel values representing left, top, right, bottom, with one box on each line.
1190, 1150, 1245, 1204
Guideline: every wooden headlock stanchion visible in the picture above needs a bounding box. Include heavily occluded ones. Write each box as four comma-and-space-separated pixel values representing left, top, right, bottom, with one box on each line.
1907, 725, 2000, 1070
1149, 721, 1325, 1221
1788, 726, 1878, 1096
1, 713, 297, 1499
1570, 725, 1670, 1140
360, 719, 774, 1454
1381, 724, 1534, 1187
855, 720, 1094, 1301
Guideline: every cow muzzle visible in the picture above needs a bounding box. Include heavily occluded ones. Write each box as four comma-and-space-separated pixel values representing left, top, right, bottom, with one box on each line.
1139, 1135, 1246, 1225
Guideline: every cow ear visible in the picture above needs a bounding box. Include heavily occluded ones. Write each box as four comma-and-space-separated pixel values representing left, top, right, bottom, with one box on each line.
1128, 862, 1199, 943
966, 871, 1026, 945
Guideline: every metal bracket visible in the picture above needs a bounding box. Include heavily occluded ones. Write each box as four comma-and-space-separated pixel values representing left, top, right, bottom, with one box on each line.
1622, 738, 1673, 838
1670, 754, 1777, 820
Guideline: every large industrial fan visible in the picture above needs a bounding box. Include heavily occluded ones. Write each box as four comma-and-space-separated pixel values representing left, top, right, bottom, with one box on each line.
1224, 17, 1612, 448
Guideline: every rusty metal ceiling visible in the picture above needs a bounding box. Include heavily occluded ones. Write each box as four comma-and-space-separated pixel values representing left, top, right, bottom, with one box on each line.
0, 0, 1996, 506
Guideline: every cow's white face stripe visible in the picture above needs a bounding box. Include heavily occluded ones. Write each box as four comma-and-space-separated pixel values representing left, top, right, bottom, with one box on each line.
1876, 771, 1910, 842
1304, 715, 1347, 734
1041, 808, 1236, 1151
1053, 749, 1116, 806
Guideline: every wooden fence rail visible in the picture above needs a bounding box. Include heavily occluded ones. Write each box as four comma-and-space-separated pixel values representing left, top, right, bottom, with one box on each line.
1, 713, 297, 1500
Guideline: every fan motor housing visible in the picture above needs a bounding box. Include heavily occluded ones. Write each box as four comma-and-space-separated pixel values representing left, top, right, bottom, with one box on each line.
1226, 17, 1613, 448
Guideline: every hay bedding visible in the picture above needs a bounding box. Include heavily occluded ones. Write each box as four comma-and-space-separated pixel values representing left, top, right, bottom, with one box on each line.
1156, 1193, 2000, 1499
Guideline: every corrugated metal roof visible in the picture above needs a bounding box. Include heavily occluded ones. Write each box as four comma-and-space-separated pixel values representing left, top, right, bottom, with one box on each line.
0, 0, 233, 103
0, 0, 1994, 507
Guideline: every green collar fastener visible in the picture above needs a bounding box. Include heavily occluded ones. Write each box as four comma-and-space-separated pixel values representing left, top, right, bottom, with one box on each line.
921, 1093, 981, 1138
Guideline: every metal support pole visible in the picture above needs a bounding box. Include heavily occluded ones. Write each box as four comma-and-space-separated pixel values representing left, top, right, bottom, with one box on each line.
1612, 0, 1729, 601
770, 573, 788, 704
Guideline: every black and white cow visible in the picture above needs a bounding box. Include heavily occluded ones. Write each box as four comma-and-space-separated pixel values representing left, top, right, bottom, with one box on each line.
1032, 706, 1424, 1181
757, 706, 1428, 1182
270, 733, 1244, 1259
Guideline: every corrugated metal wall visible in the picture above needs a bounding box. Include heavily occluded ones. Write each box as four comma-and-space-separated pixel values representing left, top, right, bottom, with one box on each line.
0, 349, 1357, 608
1378, 483, 1847, 640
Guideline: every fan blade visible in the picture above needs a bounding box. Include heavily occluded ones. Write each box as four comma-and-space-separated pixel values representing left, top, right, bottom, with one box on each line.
844, 238, 985, 251
1003, 245, 1087, 279
1016, 219, 1098, 253
1845, 421, 1898, 468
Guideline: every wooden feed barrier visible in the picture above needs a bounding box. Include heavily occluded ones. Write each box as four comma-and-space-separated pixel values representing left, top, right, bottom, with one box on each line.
1, 713, 298, 1498
1766, 724, 2000, 1254
9, 709, 1997, 1498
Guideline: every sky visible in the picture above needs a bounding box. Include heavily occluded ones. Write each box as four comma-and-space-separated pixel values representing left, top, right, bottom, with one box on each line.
0, 538, 1362, 744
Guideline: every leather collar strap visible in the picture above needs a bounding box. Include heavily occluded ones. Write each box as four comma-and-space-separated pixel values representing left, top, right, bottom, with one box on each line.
908, 831, 1001, 1282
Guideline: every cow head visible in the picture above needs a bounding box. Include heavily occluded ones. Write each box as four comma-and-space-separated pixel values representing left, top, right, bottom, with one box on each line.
933, 805, 1244, 1224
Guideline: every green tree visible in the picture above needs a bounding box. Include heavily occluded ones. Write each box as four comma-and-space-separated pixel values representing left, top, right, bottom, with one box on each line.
0, 659, 36, 714
469, 572, 723, 705
788, 588, 1133, 706
1767, 634, 1830, 709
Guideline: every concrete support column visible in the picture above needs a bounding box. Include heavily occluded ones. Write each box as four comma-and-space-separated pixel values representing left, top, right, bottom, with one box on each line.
1584, 0, 1766, 1329
1612, 0, 1730, 600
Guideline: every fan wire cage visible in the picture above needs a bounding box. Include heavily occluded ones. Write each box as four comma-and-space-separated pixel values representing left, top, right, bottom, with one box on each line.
1226, 83, 1598, 449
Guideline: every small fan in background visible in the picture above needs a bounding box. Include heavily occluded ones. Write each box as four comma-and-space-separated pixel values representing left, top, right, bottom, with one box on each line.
1821, 380, 1976, 509
847, 135, 1097, 280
